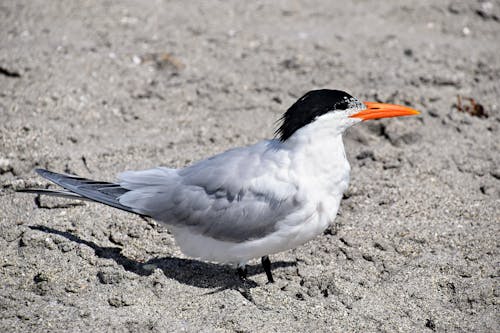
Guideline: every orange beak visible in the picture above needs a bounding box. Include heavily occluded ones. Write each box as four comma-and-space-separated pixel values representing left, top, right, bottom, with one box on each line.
349, 102, 420, 121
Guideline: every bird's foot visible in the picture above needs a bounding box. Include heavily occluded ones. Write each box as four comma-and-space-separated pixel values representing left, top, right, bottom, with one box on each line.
261, 255, 274, 283
237, 264, 248, 281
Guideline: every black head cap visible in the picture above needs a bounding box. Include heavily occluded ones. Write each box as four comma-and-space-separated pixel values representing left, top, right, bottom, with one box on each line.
276, 89, 358, 141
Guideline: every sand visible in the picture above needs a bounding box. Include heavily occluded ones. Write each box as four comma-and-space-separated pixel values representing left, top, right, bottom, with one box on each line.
1, 0, 499, 332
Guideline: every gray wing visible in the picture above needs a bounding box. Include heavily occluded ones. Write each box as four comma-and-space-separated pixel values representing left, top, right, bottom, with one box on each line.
22, 169, 143, 215
119, 140, 302, 242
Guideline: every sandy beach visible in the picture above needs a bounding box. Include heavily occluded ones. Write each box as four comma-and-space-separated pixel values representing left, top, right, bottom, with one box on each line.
1, 0, 499, 331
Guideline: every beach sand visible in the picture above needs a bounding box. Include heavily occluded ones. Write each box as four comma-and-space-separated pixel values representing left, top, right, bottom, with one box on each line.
1, 1, 499, 331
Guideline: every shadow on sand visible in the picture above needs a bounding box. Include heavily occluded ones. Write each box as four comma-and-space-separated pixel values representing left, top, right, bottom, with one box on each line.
29, 225, 296, 290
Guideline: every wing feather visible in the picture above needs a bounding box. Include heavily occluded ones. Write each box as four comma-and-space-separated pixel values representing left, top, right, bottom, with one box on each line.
119, 140, 301, 242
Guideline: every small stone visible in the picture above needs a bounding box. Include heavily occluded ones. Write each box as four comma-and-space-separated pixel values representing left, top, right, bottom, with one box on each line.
43, 237, 57, 250
362, 254, 374, 262
109, 231, 128, 245
97, 270, 123, 284
356, 150, 375, 160
306, 287, 319, 297
58, 242, 76, 253
20, 230, 52, 248
480, 184, 496, 196
65, 282, 86, 293
132, 55, 142, 65
34, 283, 51, 296
108, 294, 134, 307
490, 168, 500, 179
432, 74, 461, 87
383, 160, 401, 170
10, 179, 26, 190
403, 48, 413, 57
127, 226, 143, 238
33, 274, 52, 296
476, 2, 496, 20
428, 109, 439, 118
79, 310, 91, 318
0, 158, 13, 174
448, 3, 462, 14
34, 272, 50, 283
391, 132, 422, 146
108, 296, 124, 307
425, 318, 436, 330
295, 292, 305, 300
16, 311, 31, 321
280, 57, 301, 70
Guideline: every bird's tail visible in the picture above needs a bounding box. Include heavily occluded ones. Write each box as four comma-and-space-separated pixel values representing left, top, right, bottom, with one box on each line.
17, 168, 146, 216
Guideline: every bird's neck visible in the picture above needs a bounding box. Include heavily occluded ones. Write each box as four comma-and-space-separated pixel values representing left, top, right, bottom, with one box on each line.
283, 127, 350, 198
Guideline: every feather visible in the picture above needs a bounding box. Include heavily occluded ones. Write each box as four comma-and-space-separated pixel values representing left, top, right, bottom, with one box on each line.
24, 169, 146, 216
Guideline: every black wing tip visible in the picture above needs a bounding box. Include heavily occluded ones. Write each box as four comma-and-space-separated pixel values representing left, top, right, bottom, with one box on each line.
35, 168, 53, 177
35, 168, 83, 181
15, 188, 39, 193
29, 168, 144, 216
34, 168, 63, 183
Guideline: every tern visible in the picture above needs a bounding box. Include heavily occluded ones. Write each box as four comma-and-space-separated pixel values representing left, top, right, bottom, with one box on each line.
19, 89, 419, 283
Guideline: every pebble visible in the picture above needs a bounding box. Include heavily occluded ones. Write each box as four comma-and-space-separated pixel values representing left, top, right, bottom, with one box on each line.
490, 168, 500, 180
97, 270, 124, 284
108, 294, 134, 307
0, 157, 13, 174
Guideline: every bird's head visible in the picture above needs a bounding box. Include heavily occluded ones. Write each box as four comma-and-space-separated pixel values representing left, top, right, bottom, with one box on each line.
276, 89, 419, 141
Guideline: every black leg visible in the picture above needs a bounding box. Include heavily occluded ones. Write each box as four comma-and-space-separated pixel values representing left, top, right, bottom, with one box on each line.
261, 255, 274, 283
237, 265, 248, 281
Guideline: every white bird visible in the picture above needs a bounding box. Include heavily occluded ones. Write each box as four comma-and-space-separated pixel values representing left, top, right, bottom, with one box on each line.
19, 89, 419, 282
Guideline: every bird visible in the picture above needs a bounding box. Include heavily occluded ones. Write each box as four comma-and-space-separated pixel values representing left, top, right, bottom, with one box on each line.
19, 89, 419, 283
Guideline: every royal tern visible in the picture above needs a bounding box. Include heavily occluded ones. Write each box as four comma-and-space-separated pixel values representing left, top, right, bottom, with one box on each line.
19, 89, 419, 283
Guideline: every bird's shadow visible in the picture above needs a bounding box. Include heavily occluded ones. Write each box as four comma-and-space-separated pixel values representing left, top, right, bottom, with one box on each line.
29, 225, 296, 290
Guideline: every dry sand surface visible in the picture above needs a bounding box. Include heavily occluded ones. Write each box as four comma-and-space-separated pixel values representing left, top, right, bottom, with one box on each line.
1, 0, 499, 332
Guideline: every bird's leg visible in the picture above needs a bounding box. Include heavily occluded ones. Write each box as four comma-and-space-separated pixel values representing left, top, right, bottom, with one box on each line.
261, 255, 274, 283
237, 263, 248, 281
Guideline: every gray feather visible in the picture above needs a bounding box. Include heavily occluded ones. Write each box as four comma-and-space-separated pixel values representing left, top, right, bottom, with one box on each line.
119, 141, 302, 243
21, 169, 146, 216
16, 188, 90, 200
